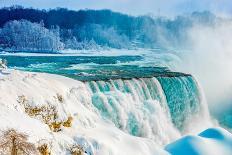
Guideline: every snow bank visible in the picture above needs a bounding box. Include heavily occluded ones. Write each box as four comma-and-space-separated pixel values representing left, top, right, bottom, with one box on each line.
165, 127, 232, 155
0, 69, 167, 155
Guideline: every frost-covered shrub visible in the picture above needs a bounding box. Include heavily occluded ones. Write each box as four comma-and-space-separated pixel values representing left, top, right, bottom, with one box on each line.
49, 122, 62, 132
37, 139, 52, 155
55, 93, 64, 103
17, 95, 58, 123
69, 144, 85, 155
17, 95, 73, 132
63, 116, 73, 127
37, 143, 51, 155
0, 129, 39, 155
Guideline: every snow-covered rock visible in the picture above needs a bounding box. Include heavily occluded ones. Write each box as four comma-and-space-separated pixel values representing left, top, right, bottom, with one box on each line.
165, 127, 232, 155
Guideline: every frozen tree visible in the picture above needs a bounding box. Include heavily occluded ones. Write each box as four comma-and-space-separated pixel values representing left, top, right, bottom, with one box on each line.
76, 24, 130, 49
64, 37, 101, 50
0, 129, 39, 155
0, 20, 64, 52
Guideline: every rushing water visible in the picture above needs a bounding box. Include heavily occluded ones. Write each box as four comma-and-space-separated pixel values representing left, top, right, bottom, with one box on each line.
0, 55, 185, 80
86, 77, 180, 145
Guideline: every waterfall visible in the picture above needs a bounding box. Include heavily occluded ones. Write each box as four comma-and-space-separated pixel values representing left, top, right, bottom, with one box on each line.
83, 76, 211, 145
157, 76, 202, 130
82, 76, 211, 145
86, 78, 180, 145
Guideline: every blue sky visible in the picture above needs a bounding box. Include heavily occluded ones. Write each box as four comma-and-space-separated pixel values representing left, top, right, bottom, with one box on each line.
0, 0, 231, 16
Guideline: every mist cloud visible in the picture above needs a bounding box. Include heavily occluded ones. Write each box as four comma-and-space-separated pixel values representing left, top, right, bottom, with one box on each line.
177, 21, 232, 109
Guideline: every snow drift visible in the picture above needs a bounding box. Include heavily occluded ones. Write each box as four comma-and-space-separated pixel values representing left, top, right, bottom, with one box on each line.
165, 127, 232, 155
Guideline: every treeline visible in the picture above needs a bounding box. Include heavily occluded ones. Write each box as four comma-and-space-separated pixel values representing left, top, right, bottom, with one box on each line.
0, 6, 217, 52
0, 20, 63, 51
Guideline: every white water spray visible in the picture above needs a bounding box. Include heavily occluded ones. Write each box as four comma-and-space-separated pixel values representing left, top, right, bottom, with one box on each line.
177, 21, 232, 112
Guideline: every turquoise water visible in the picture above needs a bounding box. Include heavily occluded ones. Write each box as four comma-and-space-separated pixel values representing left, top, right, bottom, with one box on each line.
157, 77, 202, 130
0, 55, 187, 81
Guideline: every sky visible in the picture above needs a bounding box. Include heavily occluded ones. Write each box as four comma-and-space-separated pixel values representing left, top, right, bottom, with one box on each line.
0, 0, 231, 17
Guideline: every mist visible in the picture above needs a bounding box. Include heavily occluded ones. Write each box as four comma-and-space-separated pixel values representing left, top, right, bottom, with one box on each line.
177, 20, 232, 113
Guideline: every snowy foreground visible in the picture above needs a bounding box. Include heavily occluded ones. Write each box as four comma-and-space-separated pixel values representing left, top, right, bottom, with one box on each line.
0, 69, 231, 155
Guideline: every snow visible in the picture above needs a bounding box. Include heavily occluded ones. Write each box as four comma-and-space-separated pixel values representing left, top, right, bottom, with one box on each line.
0, 69, 231, 155
165, 127, 232, 155
0, 69, 167, 155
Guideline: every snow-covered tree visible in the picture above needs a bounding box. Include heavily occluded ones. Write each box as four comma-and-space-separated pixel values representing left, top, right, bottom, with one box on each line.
0, 20, 64, 52
75, 24, 130, 49
64, 37, 101, 50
